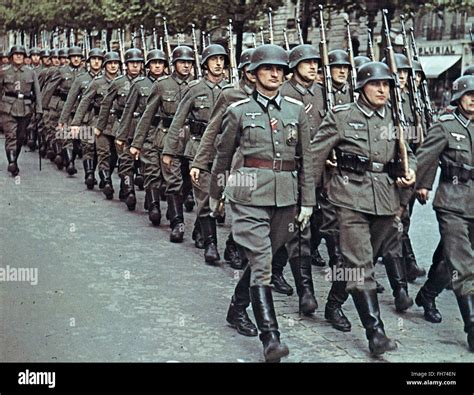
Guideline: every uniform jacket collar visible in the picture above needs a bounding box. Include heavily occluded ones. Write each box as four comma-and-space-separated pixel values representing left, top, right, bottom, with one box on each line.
253, 90, 282, 112
239, 78, 254, 96
454, 109, 471, 128
356, 97, 386, 119
290, 77, 316, 96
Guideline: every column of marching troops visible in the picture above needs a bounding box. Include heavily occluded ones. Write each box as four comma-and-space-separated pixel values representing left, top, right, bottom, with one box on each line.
0, 20, 473, 363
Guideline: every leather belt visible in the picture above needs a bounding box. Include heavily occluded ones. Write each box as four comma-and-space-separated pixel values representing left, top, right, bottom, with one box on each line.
5, 92, 32, 100
244, 157, 296, 172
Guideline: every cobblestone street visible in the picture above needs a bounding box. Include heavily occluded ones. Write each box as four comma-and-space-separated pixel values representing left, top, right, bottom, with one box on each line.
1, 143, 473, 363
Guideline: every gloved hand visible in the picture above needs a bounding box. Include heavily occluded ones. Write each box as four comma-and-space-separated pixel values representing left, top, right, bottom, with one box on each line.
296, 206, 313, 231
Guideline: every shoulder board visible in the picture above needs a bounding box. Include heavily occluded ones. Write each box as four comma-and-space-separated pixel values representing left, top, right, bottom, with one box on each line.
114, 75, 125, 81
2, 65, 12, 71
283, 96, 303, 106
134, 76, 145, 83
229, 98, 251, 109
157, 75, 169, 82
333, 103, 351, 113
439, 114, 455, 122
188, 79, 200, 88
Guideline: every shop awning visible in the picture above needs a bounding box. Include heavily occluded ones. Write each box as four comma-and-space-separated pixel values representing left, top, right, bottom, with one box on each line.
419, 55, 461, 78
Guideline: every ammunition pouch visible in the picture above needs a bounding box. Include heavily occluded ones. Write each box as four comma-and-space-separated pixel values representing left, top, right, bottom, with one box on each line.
151, 115, 161, 127
189, 119, 208, 137
161, 117, 173, 128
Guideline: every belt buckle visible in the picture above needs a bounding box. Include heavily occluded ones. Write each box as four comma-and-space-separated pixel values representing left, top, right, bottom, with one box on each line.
273, 158, 282, 172
372, 162, 383, 172
17, 93, 24, 99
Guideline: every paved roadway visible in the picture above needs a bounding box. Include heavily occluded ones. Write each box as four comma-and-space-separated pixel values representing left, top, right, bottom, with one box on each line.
1, 140, 473, 363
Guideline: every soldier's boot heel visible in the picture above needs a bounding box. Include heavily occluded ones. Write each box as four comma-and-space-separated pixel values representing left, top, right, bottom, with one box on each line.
226, 297, 258, 337
99, 170, 114, 200
192, 219, 204, 249
200, 216, 220, 264
270, 246, 293, 296
224, 233, 245, 270
167, 195, 184, 243
384, 257, 414, 312
6, 150, 19, 176
325, 280, 351, 332
311, 248, 326, 267
250, 286, 289, 362
147, 188, 162, 226
456, 295, 474, 352
54, 144, 64, 170
122, 175, 136, 211
415, 287, 442, 323
83, 160, 95, 190
351, 289, 397, 356
289, 257, 317, 316
376, 280, 385, 294
65, 149, 77, 176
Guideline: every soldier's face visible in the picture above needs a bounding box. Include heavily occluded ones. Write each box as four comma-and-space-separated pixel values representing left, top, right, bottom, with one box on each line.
41, 57, 51, 66
60, 57, 69, 65
31, 54, 41, 65
255, 65, 284, 94
51, 57, 60, 66
206, 55, 225, 77
459, 92, 474, 116
70, 56, 82, 67
24, 57, 31, 65
148, 60, 165, 76
296, 59, 319, 83
12, 53, 24, 66
127, 61, 142, 77
105, 61, 120, 75
1, 57, 9, 65
243, 66, 256, 84
398, 69, 408, 89
316, 69, 323, 84
415, 72, 422, 88
89, 57, 103, 71
330, 65, 349, 85
175, 60, 192, 77
363, 80, 390, 107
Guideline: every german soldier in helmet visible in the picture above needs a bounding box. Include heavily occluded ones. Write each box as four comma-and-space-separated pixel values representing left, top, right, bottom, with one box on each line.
415, 75, 474, 352
0, 45, 42, 176
311, 61, 416, 356
115, 49, 167, 211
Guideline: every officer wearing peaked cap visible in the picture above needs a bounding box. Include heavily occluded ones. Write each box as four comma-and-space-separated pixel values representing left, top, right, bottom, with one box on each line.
415, 75, 474, 352
210, 44, 316, 362
311, 61, 417, 356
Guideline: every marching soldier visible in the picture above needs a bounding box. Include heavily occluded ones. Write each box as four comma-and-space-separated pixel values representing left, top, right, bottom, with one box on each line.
210, 44, 315, 362
0, 51, 9, 66
190, 48, 255, 270
269, 44, 323, 315
162, 44, 228, 264
39, 49, 51, 69
415, 75, 474, 352
41, 46, 84, 170
115, 49, 167, 211
0, 45, 42, 176
70, 51, 121, 190
29, 48, 42, 70
311, 61, 416, 355
131, 46, 194, 228
58, 48, 69, 66
94, 48, 143, 200
328, 49, 352, 105
58, 48, 104, 175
